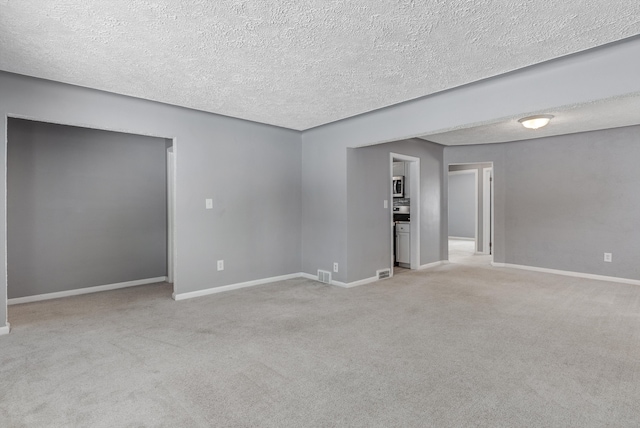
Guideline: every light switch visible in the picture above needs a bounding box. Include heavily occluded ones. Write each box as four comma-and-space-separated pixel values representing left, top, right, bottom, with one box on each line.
206, 198, 213, 209
384, 200, 388, 209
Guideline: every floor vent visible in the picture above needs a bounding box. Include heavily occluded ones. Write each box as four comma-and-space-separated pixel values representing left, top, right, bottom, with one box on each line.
377, 269, 391, 280
317, 270, 332, 284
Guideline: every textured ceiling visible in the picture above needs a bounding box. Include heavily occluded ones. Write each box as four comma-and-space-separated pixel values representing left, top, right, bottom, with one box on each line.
421, 93, 640, 146
1, 1, 640, 130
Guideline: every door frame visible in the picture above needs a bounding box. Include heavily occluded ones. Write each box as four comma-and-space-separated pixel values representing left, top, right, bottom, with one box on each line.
167, 146, 175, 283
4, 115, 177, 330
448, 169, 478, 246
390, 153, 420, 273
447, 162, 494, 261
482, 166, 494, 256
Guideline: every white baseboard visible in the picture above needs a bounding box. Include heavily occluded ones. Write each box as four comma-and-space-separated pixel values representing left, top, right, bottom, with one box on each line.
419, 260, 448, 270
492, 263, 640, 286
173, 262, 451, 301
333, 275, 379, 288
172, 273, 302, 301
299, 272, 378, 288
0, 323, 10, 336
449, 236, 475, 241
8, 277, 168, 305
299, 272, 317, 281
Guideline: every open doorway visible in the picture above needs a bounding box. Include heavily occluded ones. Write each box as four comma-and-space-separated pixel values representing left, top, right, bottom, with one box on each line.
390, 153, 420, 276
6, 118, 176, 314
448, 162, 493, 265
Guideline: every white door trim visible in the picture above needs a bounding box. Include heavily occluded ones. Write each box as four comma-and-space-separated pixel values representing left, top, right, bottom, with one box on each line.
482, 166, 493, 256
448, 169, 478, 248
167, 146, 175, 284
390, 153, 421, 271
4, 115, 178, 334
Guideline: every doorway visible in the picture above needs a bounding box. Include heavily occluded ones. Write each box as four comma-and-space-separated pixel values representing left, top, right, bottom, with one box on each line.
448, 162, 493, 264
390, 153, 420, 276
6, 118, 176, 311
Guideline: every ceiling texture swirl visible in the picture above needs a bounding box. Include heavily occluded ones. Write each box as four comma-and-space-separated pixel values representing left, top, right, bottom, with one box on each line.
1, 0, 640, 135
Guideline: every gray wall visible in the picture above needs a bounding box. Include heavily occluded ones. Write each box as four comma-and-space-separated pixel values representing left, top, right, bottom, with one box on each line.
301, 37, 640, 287
448, 171, 476, 239
1, 36, 639, 331
0, 71, 302, 328
347, 138, 445, 282
7, 118, 168, 298
446, 125, 640, 280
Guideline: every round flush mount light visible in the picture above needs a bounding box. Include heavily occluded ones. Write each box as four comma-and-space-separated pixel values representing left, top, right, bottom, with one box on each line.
518, 115, 554, 129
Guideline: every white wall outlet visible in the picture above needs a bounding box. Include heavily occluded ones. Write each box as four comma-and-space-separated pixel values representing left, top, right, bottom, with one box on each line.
604, 253, 612, 262
217, 260, 224, 271
333, 262, 339, 273
206, 198, 213, 209
384, 200, 388, 209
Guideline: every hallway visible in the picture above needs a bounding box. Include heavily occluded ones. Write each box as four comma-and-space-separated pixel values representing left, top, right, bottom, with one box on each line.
448, 238, 491, 265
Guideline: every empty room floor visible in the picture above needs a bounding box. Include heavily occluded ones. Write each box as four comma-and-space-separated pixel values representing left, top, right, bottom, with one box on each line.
2, 265, 640, 427
449, 238, 491, 265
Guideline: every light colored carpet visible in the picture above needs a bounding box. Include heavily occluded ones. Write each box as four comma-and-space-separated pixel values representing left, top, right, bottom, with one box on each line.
2, 261, 640, 427
449, 238, 491, 266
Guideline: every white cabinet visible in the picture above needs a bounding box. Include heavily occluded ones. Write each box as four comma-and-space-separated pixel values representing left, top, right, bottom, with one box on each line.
396, 222, 411, 267
393, 162, 405, 177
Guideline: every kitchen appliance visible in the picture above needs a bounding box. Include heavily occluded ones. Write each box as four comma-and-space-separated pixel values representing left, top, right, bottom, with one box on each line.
393, 199, 410, 222
393, 176, 404, 197
393, 205, 410, 222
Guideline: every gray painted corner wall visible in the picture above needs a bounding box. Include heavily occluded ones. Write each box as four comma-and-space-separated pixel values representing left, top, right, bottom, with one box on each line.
301, 138, 348, 282
0, 71, 302, 328
448, 172, 476, 239
7, 118, 168, 298
446, 125, 640, 280
347, 138, 445, 283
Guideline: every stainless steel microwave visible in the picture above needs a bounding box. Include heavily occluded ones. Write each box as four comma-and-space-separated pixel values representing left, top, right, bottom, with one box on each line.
393, 176, 404, 197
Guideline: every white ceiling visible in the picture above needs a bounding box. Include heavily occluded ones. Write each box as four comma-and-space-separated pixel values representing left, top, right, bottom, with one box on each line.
422, 93, 640, 146
1, 1, 639, 131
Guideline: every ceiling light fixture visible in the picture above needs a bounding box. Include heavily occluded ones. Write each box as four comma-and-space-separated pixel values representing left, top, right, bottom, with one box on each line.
518, 115, 554, 129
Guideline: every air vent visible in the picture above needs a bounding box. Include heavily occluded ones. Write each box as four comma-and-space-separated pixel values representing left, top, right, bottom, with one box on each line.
377, 269, 391, 280
317, 269, 332, 284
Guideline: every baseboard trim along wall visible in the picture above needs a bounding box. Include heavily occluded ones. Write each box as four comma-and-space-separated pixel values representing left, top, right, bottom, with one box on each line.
298, 272, 318, 281
8, 277, 168, 305
491, 263, 640, 286
172, 273, 302, 301
301, 261, 448, 288
297, 272, 377, 288
449, 236, 475, 241
419, 261, 448, 270
0, 323, 10, 336
332, 276, 379, 288
5, 262, 455, 309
